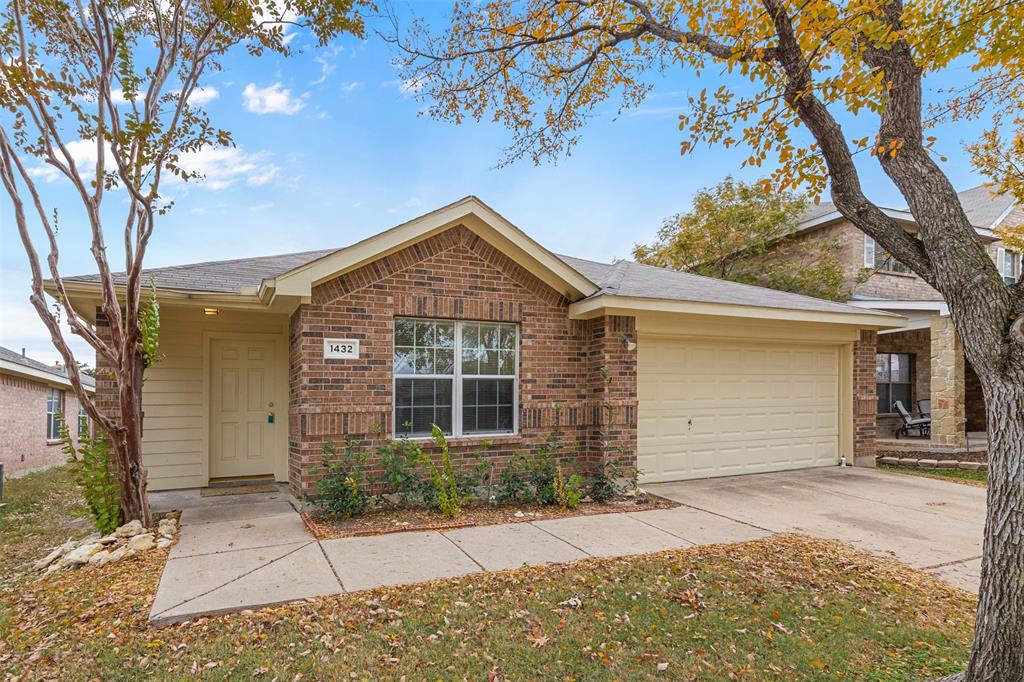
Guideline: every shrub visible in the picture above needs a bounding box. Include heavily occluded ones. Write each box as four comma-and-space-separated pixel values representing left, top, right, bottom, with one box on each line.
421, 425, 462, 518
316, 437, 372, 519
589, 446, 642, 502
59, 422, 122, 534
497, 453, 531, 503
526, 450, 557, 505
378, 438, 432, 506
553, 466, 584, 509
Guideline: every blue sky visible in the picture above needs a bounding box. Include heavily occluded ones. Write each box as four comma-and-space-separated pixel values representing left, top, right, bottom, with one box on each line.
0, 4, 993, 365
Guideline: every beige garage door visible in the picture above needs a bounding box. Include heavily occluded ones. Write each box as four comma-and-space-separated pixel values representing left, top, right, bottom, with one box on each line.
638, 335, 840, 483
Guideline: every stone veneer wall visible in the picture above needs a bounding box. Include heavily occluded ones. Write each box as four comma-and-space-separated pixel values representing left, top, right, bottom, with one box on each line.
876, 328, 931, 436
287, 225, 638, 496
930, 316, 967, 449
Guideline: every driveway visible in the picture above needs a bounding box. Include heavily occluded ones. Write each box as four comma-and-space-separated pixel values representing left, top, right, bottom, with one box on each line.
646, 466, 985, 592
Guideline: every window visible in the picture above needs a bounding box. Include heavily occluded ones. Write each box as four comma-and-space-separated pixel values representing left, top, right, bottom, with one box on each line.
876, 353, 912, 414
998, 247, 1021, 285
46, 388, 63, 440
78, 404, 90, 439
864, 236, 913, 274
394, 318, 517, 437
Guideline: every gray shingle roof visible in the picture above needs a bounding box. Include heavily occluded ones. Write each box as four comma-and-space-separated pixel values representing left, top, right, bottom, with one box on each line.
64, 249, 337, 294
558, 255, 887, 316
956, 184, 1017, 229
0, 345, 96, 388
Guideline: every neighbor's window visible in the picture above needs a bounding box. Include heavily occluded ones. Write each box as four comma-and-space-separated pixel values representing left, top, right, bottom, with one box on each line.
78, 403, 90, 439
998, 247, 1021, 285
864, 236, 913, 274
46, 388, 63, 440
876, 353, 912, 414
393, 317, 517, 437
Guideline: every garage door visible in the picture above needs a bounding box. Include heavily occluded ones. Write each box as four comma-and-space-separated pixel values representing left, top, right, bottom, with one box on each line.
638, 336, 840, 483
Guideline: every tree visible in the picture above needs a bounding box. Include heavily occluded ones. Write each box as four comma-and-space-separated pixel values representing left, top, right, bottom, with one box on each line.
395, 1, 1024, 679
1, 0, 363, 526
633, 176, 853, 301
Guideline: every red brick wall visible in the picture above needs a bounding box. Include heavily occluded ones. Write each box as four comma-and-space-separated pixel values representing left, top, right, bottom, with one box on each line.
853, 329, 878, 462
0, 372, 86, 476
288, 225, 638, 496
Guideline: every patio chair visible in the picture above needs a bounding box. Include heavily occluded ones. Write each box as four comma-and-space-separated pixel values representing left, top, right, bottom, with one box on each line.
917, 399, 931, 418
894, 400, 931, 439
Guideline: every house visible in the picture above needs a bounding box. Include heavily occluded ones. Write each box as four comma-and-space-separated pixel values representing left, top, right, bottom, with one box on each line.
757, 185, 1021, 460
0, 345, 95, 477
52, 197, 903, 494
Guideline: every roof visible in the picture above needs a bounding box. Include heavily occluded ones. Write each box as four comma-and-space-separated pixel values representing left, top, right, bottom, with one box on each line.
559, 255, 884, 317
65, 249, 337, 294
796, 184, 1019, 233
0, 345, 96, 389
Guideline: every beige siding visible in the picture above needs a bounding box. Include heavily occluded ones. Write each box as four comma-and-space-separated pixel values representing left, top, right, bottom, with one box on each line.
142, 307, 289, 491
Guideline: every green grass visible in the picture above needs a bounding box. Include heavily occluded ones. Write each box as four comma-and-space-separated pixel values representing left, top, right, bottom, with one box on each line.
880, 464, 988, 486
0, 467, 976, 681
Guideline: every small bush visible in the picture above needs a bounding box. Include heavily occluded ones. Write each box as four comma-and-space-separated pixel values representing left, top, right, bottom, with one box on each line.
60, 422, 122, 534
553, 466, 584, 509
497, 453, 531, 503
378, 438, 432, 506
421, 426, 462, 518
316, 437, 372, 519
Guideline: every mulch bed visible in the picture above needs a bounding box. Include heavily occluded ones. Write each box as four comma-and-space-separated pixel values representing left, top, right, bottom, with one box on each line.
304, 495, 678, 540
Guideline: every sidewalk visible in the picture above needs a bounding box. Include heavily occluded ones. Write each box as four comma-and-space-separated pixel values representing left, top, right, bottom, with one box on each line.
149, 493, 767, 625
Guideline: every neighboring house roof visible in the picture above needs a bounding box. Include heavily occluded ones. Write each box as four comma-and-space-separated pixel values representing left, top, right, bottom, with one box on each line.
0, 345, 96, 391
795, 184, 1018, 235
54, 195, 901, 328
560, 255, 887, 317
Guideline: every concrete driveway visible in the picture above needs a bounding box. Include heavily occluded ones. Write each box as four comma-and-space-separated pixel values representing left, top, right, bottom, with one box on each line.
646, 466, 986, 592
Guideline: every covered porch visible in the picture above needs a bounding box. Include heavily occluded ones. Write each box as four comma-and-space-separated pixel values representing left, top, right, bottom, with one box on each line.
851, 300, 988, 460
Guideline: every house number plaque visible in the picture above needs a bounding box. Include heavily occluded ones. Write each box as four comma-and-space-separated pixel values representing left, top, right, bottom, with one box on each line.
324, 338, 360, 360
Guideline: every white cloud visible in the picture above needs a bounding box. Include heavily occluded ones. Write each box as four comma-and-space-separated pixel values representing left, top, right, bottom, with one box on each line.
340, 81, 361, 93
187, 86, 220, 105
175, 146, 280, 190
26, 139, 109, 183
384, 75, 431, 98
0, 270, 94, 368
310, 45, 344, 86
242, 82, 306, 115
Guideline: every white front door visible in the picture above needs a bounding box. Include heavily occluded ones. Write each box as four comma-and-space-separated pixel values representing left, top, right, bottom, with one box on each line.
210, 339, 277, 479
637, 336, 841, 483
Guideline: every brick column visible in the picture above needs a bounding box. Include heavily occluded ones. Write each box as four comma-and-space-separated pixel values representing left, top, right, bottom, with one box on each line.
853, 329, 878, 464
585, 315, 638, 474
930, 316, 967, 449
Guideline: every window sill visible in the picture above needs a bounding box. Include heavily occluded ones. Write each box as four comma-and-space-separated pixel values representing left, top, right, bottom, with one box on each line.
397, 433, 521, 447
45, 439, 63, 446
871, 269, 917, 279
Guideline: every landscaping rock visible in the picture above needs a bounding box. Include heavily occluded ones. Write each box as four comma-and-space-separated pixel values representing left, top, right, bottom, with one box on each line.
97, 533, 118, 545
127, 533, 156, 552
33, 539, 78, 571
898, 458, 919, 467
935, 460, 958, 469
62, 543, 104, 567
978, 463, 989, 472
877, 456, 899, 466
156, 537, 173, 550
115, 520, 145, 538
104, 545, 132, 565
158, 518, 178, 538
918, 459, 939, 468
88, 549, 112, 566
958, 461, 981, 471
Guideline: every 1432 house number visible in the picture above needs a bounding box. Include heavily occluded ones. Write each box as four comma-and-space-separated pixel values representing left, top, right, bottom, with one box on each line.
324, 338, 360, 360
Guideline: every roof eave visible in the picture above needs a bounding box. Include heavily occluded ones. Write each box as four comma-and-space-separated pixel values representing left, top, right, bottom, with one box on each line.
0, 358, 96, 392
569, 294, 907, 329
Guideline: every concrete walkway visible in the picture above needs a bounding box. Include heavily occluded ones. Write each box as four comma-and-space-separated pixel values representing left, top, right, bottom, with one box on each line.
148, 491, 766, 625
149, 467, 985, 625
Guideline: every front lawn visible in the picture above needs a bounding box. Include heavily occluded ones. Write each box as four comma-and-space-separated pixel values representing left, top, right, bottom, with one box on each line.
880, 464, 988, 487
1, 467, 976, 681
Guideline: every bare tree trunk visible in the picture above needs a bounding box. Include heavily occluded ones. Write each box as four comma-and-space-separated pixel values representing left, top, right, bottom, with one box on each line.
966, 371, 1024, 680
115, 347, 151, 526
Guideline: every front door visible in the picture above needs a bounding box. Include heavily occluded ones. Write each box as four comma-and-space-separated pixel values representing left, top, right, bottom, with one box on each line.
210, 338, 277, 479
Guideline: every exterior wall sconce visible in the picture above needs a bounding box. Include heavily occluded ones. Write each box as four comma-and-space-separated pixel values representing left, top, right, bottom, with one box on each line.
203, 307, 219, 316
620, 333, 637, 351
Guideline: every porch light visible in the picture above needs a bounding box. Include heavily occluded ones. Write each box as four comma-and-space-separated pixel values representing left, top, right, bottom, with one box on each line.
204, 307, 219, 316
620, 334, 637, 352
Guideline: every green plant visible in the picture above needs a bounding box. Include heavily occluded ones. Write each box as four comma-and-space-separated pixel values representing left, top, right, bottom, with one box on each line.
553, 466, 584, 509
139, 278, 164, 368
378, 438, 432, 506
315, 437, 372, 519
497, 453, 531, 503
421, 425, 462, 518
59, 421, 122, 534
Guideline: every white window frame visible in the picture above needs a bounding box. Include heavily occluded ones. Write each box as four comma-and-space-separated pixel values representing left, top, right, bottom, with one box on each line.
863, 235, 876, 268
78, 403, 90, 439
998, 247, 1021, 285
46, 387, 63, 441
392, 318, 519, 439
864, 236, 912, 274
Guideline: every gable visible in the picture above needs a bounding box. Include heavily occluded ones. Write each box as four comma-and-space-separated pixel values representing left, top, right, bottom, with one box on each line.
312, 225, 568, 310
268, 196, 597, 305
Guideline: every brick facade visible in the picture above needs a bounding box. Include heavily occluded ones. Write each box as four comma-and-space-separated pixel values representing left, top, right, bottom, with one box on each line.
853, 329, 878, 463
287, 225, 638, 496
0, 371, 87, 477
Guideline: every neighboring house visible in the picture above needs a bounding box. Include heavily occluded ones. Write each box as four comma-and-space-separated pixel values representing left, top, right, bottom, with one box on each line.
51, 197, 902, 494
0, 345, 96, 477
756, 185, 1021, 459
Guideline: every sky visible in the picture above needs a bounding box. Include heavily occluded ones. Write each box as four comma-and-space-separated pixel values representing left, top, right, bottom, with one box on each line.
0, 3, 995, 366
